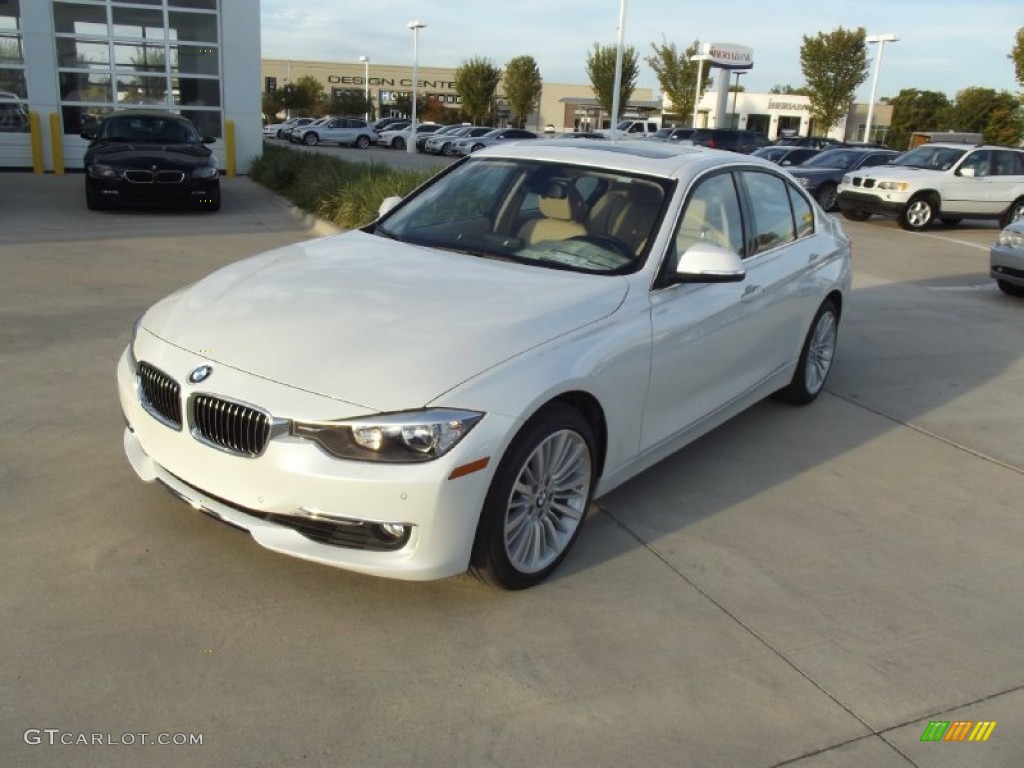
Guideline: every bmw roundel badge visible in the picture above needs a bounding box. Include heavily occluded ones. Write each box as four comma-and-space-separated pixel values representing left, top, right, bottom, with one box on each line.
188, 365, 213, 384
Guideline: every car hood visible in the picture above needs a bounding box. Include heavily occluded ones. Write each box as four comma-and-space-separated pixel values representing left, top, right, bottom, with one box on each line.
85, 142, 212, 168
788, 166, 845, 179
141, 231, 628, 411
848, 165, 932, 180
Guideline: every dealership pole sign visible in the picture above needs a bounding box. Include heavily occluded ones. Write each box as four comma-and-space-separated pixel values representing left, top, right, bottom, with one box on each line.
704, 43, 754, 71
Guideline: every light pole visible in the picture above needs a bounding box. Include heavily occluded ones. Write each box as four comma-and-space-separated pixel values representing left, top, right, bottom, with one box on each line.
731, 71, 746, 128
609, 0, 627, 139
359, 55, 369, 122
406, 20, 426, 154
690, 53, 710, 128
864, 33, 899, 144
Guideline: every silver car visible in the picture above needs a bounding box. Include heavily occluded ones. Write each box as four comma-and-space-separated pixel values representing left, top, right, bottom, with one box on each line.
297, 117, 376, 148
991, 221, 1024, 296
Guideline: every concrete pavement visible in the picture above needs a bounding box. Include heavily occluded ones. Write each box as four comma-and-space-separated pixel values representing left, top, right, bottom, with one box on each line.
0, 172, 1021, 767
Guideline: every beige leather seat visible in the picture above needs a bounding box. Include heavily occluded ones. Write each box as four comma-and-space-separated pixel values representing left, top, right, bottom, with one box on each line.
518, 183, 587, 245
587, 183, 662, 255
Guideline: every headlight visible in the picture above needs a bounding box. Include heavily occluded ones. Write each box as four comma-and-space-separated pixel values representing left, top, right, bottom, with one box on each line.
292, 409, 483, 462
997, 228, 1024, 248
193, 165, 219, 179
877, 180, 907, 191
87, 163, 117, 179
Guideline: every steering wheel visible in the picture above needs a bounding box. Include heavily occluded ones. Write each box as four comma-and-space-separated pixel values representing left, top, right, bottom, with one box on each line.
567, 234, 634, 259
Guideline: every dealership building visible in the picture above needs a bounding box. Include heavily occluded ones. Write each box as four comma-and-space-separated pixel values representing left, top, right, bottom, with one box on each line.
0, 0, 262, 172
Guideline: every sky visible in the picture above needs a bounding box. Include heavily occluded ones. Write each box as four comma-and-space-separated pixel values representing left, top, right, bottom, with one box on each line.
260, 0, 1023, 102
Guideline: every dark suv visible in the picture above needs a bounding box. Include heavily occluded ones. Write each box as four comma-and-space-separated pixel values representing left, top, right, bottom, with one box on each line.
689, 129, 769, 154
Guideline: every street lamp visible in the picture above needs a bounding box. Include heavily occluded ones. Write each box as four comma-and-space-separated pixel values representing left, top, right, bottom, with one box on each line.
690, 53, 711, 128
358, 55, 369, 122
609, 0, 628, 139
731, 71, 746, 128
864, 33, 899, 144
406, 20, 426, 154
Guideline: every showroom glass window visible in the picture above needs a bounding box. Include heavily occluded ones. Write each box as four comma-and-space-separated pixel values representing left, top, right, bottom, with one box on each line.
53, 0, 222, 137
0, 0, 29, 133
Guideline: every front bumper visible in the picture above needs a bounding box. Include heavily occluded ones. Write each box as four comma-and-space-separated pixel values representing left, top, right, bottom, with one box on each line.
117, 342, 514, 581
836, 190, 907, 218
89, 175, 218, 206
990, 244, 1024, 288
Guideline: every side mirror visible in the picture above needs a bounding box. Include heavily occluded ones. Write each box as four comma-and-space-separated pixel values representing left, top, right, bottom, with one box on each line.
201, 136, 216, 144
378, 196, 402, 217
80, 131, 97, 140
671, 242, 746, 284
958, 166, 975, 178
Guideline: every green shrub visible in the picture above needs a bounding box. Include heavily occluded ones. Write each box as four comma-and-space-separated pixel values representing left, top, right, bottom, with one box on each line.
249, 144, 438, 229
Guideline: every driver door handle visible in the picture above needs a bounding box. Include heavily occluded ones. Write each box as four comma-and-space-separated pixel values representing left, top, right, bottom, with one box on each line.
741, 284, 764, 303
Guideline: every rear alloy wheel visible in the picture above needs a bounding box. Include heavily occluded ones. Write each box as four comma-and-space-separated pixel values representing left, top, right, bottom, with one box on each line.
303, 132, 319, 146
775, 299, 840, 405
471, 403, 596, 590
900, 196, 936, 231
841, 209, 870, 222
356, 135, 370, 149
815, 182, 838, 211
393, 137, 405, 150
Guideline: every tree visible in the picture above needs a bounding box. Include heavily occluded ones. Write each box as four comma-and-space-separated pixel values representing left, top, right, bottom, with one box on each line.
323, 90, 372, 119
799, 27, 869, 135
262, 91, 285, 122
503, 55, 543, 128
419, 95, 447, 123
949, 87, 1024, 146
885, 89, 952, 150
1010, 26, 1024, 88
280, 75, 324, 117
770, 84, 811, 96
645, 38, 711, 124
455, 57, 503, 124
585, 42, 639, 121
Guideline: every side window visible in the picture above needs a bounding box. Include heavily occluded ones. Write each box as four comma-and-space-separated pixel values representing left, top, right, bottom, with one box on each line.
672, 173, 744, 259
991, 151, 1019, 177
864, 153, 892, 168
743, 171, 797, 255
787, 185, 814, 239
959, 150, 991, 178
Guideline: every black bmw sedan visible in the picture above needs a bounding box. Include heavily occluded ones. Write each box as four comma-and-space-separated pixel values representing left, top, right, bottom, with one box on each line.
81, 111, 220, 211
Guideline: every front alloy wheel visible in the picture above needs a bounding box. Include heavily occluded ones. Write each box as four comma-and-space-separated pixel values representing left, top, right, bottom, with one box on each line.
900, 196, 935, 231
472, 404, 595, 589
303, 132, 318, 146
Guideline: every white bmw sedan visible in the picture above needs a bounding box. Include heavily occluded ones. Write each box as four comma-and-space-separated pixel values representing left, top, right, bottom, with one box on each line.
118, 141, 851, 589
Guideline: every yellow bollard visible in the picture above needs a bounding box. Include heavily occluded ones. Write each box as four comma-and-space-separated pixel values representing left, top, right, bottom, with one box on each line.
49, 112, 64, 175
29, 111, 43, 174
225, 120, 236, 178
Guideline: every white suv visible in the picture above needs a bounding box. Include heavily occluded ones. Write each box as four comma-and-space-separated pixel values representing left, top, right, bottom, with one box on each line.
836, 143, 1024, 231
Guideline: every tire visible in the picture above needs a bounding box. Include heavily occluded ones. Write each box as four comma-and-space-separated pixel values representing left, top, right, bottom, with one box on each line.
276, 129, 283, 139
775, 299, 840, 405
472, 143, 485, 153
1000, 198, 1024, 228
303, 132, 318, 146
841, 209, 870, 222
815, 182, 837, 211
940, 217, 962, 226
899, 195, 936, 231
356, 135, 370, 149
470, 403, 596, 590
442, 142, 454, 157
393, 137, 405, 150
997, 279, 1024, 297
85, 180, 105, 211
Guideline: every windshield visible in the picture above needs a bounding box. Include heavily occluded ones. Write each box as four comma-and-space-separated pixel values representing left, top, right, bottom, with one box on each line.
100, 115, 198, 143
802, 149, 866, 170
372, 157, 672, 275
890, 145, 967, 170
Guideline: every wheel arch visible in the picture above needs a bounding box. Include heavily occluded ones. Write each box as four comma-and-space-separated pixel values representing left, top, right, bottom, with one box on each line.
543, 390, 608, 479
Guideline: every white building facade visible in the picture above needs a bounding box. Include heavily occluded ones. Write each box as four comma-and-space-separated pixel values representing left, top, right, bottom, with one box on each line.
0, 0, 261, 171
